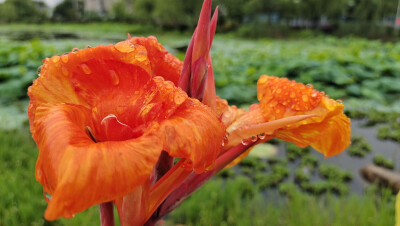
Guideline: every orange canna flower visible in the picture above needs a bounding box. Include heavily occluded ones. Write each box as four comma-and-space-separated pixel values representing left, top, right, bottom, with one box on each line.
28, 0, 351, 224
28, 38, 225, 221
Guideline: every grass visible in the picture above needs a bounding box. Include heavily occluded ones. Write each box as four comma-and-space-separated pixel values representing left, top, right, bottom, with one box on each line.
168, 177, 395, 226
0, 128, 100, 226
1, 128, 396, 225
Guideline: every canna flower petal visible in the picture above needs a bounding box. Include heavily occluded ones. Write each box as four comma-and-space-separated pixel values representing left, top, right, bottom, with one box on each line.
33, 103, 162, 220
257, 75, 351, 157
28, 40, 225, 220
128, 36, 183, 85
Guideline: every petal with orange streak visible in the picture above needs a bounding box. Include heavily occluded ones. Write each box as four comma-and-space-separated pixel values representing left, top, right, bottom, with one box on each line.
28, 40, 152, 131
257, 75, 351, 157
159, 98, 226, 174
216, 97, 246, 127
33, 103, 163, 220
276, 113, 351, 157
129, 37, 183, 85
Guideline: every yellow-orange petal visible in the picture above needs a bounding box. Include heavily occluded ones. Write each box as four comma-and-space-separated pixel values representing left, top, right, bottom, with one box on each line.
129, 36, 183, 85
159, 98, 226, 173
216, 97, 246, 127
276, 112, 351, 157
32, 103, 163, 220
257, 75, 351, 157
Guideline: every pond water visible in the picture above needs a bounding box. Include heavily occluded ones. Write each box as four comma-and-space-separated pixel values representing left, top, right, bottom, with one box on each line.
274, 119, 400, 194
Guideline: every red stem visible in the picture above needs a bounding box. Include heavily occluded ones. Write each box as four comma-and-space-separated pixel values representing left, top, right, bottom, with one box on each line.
152, 139, 269, 221
99, 202, 114, 226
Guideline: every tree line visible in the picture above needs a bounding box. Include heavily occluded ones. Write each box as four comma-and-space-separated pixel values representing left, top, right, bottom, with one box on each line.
0, 0, 399, 37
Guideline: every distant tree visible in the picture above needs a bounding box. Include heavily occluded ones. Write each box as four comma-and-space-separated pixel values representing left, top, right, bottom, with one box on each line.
132, 0, 155, 23
52, 0, 84, 22
110, 0, 134, 22
0, 0, 48, 23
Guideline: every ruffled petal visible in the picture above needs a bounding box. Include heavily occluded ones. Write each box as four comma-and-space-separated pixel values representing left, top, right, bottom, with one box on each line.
28, 40, 153, 132
276, 112, 351, 157
128, 36, 183, 85
257, 75, 351, 157
159, 98, 225, 173
32, 103, 163, 220
216, 97, 246, 127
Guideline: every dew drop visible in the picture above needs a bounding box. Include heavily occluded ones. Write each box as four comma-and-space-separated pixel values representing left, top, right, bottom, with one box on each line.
241, 139, 251, 146
36, 66, 42, 76
52, 56, 60, 63
258, 133, 266, 140
86, 45, 92, 49
61, 66, 69, 76
336, 99, 343, 104
81, 64, 91, 74
45, 192, 52, 201
61, 54, 69, 63
311, 91, 318, 98
135, 51, 147, 62
109, 70, 119, 85
302, 95, 309, 102
72, 48, 79, 53
306, 84, 313, 88
251, 136, 258, 142
174, 94, 186, 105
222, 133, 229, 146
258, 76, 268, 84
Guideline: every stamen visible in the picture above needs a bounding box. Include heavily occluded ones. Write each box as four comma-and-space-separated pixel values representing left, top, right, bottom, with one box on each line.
85, 126, 97, 142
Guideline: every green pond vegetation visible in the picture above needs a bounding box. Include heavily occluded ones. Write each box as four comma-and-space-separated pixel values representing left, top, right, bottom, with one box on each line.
0, 23, 399, 225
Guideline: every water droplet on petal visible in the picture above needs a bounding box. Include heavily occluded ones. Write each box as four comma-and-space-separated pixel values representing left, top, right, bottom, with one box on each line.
45, 192, 52, 201
61, 66, 69, 76
306, 84, 313, 88
336, 99, 343, 104
321, 91, 325, 95
241, 138, 251, 146
258, 133, 266, 140
311, 91, 318, 97
302, 95, 309, 102
52, 56, 60, 63
61, 54, 69, 63
109, 70, 119, 85
258, 76, 268, 84
174, 93, 186, 105
86, 45, 92, 49
251, 136, 258, 142
36, 66, 42, 76
135, 51, 147, 62
81, 64, 91, 74
72, 48, 79, 53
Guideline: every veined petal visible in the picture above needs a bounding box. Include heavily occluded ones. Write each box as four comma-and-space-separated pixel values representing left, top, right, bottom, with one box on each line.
28, 40, 153, 132
159, 98, 225, 173
257, 75, 351, 157
33, 103, 163, 220
216, 97, 246, 127
128, 36, 183, 85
